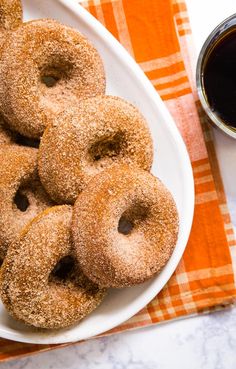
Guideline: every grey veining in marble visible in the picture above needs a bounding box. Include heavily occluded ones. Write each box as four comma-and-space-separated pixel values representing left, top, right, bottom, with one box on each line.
1, 307, 236, 369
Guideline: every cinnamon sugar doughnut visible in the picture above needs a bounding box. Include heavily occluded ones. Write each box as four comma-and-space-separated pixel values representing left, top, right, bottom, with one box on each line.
0, 19, 106, 138
0, 0, 22, 31
0, 146, 53, 258
39, 96, 153, 204
72, 165, 179, 288
0, 205, 106, 329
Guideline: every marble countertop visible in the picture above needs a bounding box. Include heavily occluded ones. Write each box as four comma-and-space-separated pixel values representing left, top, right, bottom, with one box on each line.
2, 0, 236, 368
2, 307, 236, 369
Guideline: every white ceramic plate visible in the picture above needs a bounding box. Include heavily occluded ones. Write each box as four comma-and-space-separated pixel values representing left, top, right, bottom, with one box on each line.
0, 0, 194, 344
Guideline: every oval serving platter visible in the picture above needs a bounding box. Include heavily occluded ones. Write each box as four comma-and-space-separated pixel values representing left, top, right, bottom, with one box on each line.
0, 0, 194, 344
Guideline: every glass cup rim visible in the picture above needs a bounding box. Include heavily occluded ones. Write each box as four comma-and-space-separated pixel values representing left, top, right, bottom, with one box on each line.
196, 13, 236, 139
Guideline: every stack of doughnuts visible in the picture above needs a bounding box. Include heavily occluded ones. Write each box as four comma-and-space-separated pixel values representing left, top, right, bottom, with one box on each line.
0, 1, 179, 330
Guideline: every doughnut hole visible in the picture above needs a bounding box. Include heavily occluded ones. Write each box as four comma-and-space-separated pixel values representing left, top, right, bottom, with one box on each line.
39, 59, 77, 112
49, 255, 75, 282
118, 203, 149, 235
89, 132, 127, 163
14, 188, 30, 212
13, 180, 53, 217
40, 60, 74, 88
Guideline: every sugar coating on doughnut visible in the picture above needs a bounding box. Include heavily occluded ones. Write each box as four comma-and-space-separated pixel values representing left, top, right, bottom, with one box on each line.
0, 19, 106, 138
0, 205, 106, 329
0, 30, 8, 57
0, 116, 15, 145
0, 146, 53, 258
0, 0, 22, 31
0, 116, 40, 148
72, 164, 179, 288
39, 96, 153, 204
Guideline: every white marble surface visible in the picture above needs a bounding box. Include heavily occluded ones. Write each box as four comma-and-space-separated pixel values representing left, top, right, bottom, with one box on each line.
1, 308, 236, 369
2, 0, 236, 368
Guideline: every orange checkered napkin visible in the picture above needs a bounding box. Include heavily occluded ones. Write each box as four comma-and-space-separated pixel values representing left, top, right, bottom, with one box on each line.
0, 0, 235, 362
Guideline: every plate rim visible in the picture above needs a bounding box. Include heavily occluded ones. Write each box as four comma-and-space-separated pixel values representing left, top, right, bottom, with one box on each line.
0, 0, 195, 344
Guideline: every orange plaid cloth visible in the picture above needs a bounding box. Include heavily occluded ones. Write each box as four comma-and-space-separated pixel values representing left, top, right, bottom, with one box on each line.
0, 0, 235, 362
